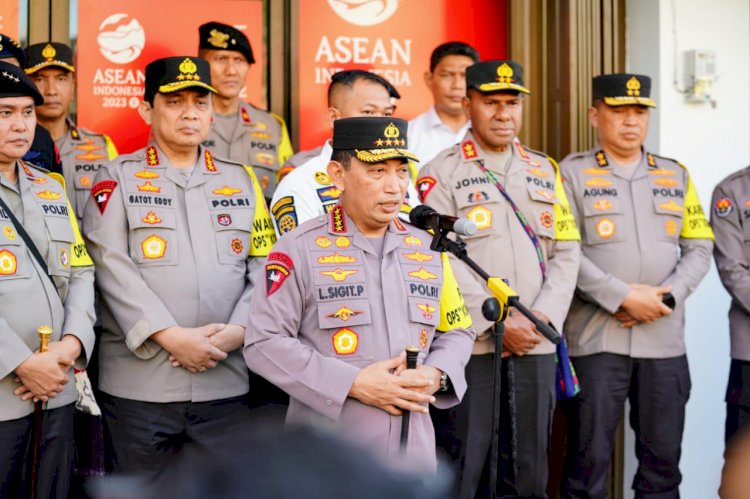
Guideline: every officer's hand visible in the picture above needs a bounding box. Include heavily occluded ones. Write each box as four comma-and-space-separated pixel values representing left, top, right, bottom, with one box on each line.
14, 351, 72, 401
613, 309, 640, 328
208, 323, 246, 353
154, 324, 228, 373
349, 354, 435, 416
396, 365, 442, 396
620, 284, 673, 323
502, 308, 542, 357
46, 335, 83, 370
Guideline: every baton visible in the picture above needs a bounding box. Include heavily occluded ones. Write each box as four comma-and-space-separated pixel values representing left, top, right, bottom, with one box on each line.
399, 346, 420, 452
29, 325, 53, 499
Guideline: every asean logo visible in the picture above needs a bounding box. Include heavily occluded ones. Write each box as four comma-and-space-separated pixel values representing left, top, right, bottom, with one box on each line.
97, 14, 146, 64
332, 328, 359, 355
327, 0, 399, 26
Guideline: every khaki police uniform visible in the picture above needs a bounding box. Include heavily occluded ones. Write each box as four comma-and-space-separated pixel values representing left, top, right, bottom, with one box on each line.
711, 167, 750, 443
0, 160, 95, 497
56, 120, 117, 222
418, 132, 581, 496
244, 205, 475, 471
560, 145, 714, 498
82, 142, 274, 401
82, 141, 276, 472
0, 58, 95, 499
205, 103, 293, 201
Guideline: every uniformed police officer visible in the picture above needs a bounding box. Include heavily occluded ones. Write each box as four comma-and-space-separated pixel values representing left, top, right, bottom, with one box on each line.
560, 74, 714, 499
198, 21, 293, 202
25, 41, 118, 222
0, 33, 62, 174
244, 116, 476, 472
417, 60, 582, 498
0, 61, 95, 498
711, 167, 750, 447
270, 70, 419, 236
81, 56, 276, 479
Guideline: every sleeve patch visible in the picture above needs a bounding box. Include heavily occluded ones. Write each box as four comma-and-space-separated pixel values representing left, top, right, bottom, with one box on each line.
681, 176, 715, 239
437, 253, 473, 331
714, 197, 733, 217
271, 196, 298, 235
268, 251, 294, 269
90, 179, 118, 215
416, 176, 437, 203
266, 263, 291, 296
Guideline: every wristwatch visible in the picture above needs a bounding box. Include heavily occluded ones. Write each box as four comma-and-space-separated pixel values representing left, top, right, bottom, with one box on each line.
438, 371, 451, 393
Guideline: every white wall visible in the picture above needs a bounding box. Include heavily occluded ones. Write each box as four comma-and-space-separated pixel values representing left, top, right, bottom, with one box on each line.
625, 0, 750, 497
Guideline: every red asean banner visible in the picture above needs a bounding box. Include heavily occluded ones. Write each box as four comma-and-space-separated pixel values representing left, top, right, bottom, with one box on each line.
77, 0, 264, 154
294, 0, 508, 150
0, 4, 19, 40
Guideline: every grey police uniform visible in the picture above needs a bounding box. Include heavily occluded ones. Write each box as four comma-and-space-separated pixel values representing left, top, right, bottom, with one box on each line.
82, 143, 276, 473
204, 103, 293, 201
55, 120, 117, 222
0, 159, 95, 496
560, 146, 714, 498
244, 206, 475, 472
711, 166, 750, 443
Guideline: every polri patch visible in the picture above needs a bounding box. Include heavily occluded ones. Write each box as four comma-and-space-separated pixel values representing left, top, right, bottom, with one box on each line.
715, 197, 733, 218
266, 263, 290, 296
91, 179, 118, 215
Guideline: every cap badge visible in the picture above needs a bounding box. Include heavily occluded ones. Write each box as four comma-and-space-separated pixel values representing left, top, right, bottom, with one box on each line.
626, 76, 641, 96
497, 63, 514, 83
177, 58, 200, 81
41, 43, 56, 61
374, 122, 405, 147
208, 29, 230, 49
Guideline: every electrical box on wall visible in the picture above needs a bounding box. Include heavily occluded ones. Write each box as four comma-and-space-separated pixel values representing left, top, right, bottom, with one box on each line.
683, 50, 716, 105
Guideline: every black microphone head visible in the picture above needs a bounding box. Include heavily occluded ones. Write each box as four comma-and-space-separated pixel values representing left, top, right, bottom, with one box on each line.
409, 204, 436, 230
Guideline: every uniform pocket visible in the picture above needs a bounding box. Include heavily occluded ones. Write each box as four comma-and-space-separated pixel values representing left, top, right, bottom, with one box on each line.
211, 209, 254, 264
45, 217, 75, 277
126, 208, 178, 266
583, 213, 625, 245
317, 301, 373, 362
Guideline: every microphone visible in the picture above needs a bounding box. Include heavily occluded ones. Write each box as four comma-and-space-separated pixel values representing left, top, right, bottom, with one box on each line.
409, 205, 477, 236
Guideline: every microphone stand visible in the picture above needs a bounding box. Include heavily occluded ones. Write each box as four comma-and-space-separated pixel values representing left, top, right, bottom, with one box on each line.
428, 228, 560, 497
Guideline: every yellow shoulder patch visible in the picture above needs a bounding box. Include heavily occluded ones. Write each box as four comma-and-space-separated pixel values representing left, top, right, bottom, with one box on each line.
243, 166, 278, 255
68, 198, 93, 267
271, 112, 294, 166
104, 135, 119, 161
680, 174, 715, 240
437, 254, 473, 331
549, 158, 581, 241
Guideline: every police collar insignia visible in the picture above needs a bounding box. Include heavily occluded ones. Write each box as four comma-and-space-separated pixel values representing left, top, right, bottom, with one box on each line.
595, 150, 609, 167
146, 146, 160, 167
204, 149, 218, 172
392, 217, 406, 232
330, 205, 347, 233
70, 125, 80, 140
647, 153, 656, 167
241, 106, 251, 124
462, 140, 478, 160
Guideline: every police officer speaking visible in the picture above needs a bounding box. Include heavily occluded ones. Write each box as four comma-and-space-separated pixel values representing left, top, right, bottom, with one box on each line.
244, 116, 476, 472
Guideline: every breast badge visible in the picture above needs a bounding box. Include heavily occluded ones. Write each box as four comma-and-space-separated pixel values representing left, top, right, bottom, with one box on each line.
142, 211, 161, 225
334, 236, 351, 248
408, 268, 438, 280
467, 206, 492, 230
595, 218, 615, 239
3, 226, 16, 241
141, 235, 167, 259
315, 235, 332, 248
320, 268, 358, 282
0, 249, 17, 275
540, 211, 553, 229
332, 328, 358, 355
230, 238, 244, 255
326, 306, 363, 322
403, 251, 432, 263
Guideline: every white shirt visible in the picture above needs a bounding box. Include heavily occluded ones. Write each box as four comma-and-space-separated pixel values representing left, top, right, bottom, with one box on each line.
408, 106, 471, 166
270, 140, 421, 235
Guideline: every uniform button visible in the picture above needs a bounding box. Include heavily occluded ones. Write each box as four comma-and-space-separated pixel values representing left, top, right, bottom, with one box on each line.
326, 399, 333, 406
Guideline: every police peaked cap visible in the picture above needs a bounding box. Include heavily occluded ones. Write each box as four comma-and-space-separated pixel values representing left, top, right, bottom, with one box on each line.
466, 60, 530, 94
25, 42, 76, 74
0, 60, 44, 105
199, 22, 254, 64
593, 73, 656, 108
332, 117, 418, 163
